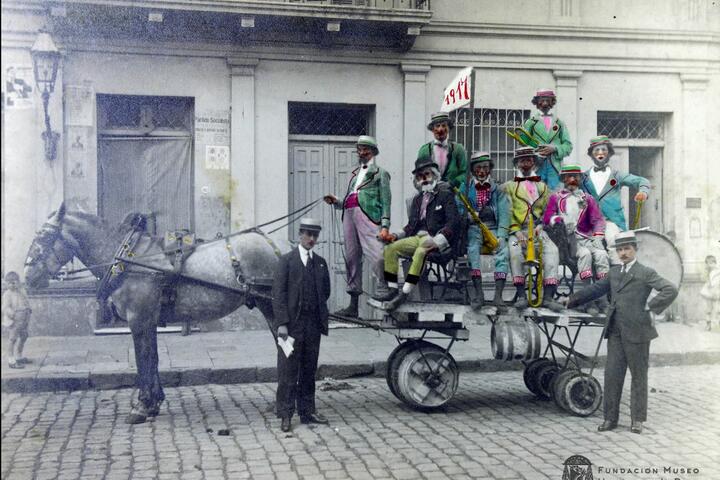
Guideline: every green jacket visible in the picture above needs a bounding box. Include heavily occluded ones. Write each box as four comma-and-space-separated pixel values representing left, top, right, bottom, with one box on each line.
501, 179, 551, 233
416, 141, 468, 189
522, 114, 573, 189
341, 163, 392, 228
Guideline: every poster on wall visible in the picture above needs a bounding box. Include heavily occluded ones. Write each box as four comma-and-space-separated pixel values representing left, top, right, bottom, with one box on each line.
65, 84, 95, 126
2, 65, 34, 109
205, 145, 230, 170
66, 126, 93, 179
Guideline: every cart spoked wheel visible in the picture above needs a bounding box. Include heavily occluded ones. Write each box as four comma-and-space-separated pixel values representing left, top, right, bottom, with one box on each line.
534, 362, 560, 401
551, 368, 578, 412
523, 358, 553, 397
386, 340, 427, 401
391, 342, 459, 410
562, 373, 602, 417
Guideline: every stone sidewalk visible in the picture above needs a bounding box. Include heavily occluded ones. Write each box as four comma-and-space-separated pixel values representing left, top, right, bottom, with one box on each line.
2, 317, 719, 393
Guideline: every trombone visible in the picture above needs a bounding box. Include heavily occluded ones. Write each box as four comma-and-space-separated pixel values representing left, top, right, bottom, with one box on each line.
506, 127, 548, 157
524, 214, 544, 308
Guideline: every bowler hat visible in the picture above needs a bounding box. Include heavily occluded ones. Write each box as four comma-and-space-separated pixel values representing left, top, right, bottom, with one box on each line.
614, 230, 639, 247
356, 135, 379, 155
412, 157, 439, 175
299, 218, 322, 233
427, 112, 454, 130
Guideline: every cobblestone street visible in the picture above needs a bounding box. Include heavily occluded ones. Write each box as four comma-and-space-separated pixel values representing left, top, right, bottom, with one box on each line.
2, 365, 718, 480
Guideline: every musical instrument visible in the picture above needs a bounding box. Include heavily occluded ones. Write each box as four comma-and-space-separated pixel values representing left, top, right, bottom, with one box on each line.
506, 127, 543, 149
633, 229, 683, 288
453, 186, 499, 254
632, 200, 644, 230
524, 215, 544, 307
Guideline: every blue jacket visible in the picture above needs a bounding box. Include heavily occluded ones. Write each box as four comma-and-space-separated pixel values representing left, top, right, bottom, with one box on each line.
456, 179, 510, 239
581, 168, 650, 231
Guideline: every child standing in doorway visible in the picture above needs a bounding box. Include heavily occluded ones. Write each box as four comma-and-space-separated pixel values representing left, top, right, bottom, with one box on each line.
2, 271, 33, 369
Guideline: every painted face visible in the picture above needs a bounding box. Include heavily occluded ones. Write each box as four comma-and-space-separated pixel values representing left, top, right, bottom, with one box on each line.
616, 244, 637, 264
356, 145, 374, 163
431, 122, 449, 142
592, 145, 610, 167
562, 173, 580, 191
299, 230, 319, 250
472, 162, 492, 181
536, 96, 555, 114
517, 156, 536, 175
414, 167, 437, 192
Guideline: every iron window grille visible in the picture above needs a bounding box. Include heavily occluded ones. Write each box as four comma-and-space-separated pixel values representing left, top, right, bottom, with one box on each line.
97, 95, 194, 133
597, 111, 664, 140
451, 108, 531, 184
289, 102, 371, 136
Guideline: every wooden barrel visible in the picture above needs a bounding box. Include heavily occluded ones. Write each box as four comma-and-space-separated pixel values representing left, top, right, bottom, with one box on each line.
491, 319, 542, 361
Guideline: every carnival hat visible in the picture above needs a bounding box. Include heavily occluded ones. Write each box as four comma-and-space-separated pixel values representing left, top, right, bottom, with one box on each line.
299, 218, 322, 233
532, 88, 556, 104
469, 151, 493, 168
513, 146, 537, 163
614, 230, 639, 247
412, 156, 440, 175
560, 164, 583, 176
427, 111, 454, 130
587, 135, 615, 157
356, 135, 379, 155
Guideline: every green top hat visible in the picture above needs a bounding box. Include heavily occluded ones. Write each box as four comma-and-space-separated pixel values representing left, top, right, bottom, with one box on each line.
356, 135, 379, 155
427, 112, 453, 130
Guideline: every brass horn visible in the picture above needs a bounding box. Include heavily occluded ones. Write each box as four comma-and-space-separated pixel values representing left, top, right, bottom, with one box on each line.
524, 214, 544, 308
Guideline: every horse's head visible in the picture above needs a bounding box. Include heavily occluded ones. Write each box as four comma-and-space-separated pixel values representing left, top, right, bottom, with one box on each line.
24, 203, 78, 289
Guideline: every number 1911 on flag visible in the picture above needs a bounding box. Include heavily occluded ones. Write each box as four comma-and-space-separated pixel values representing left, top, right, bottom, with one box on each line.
441, 67, 473, 113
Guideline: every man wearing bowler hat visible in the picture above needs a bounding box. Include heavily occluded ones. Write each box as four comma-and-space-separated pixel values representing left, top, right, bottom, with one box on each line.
416, 112, 468, 189
325, 135, 392, 317
272, 218, 331, 432
566, 231, 677, 434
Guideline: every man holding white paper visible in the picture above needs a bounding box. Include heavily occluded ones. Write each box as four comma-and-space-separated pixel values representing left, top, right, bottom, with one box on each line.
272, 218, 331, 433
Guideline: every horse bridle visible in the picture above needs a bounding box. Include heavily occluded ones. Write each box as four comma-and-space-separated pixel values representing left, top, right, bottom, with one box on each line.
25, 222, 75, 279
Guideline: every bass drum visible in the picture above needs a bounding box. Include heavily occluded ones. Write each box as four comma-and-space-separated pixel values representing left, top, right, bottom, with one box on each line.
633, 229, 683, 287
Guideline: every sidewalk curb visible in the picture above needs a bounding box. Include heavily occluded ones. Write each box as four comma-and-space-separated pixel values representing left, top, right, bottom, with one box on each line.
3, 351, 719, 394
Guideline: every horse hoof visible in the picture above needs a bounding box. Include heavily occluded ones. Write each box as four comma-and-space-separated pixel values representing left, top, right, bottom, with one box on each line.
125, 412, 148, 425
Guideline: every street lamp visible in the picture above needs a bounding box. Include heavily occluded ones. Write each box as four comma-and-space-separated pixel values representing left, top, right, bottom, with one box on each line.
30, 30, 61, 161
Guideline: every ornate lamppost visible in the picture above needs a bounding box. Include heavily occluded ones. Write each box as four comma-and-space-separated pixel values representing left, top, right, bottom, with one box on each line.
30, 30, 61, 161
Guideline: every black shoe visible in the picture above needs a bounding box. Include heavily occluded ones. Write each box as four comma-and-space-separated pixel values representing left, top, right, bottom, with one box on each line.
281, 417, 292, 432
597, 420, 618, 432
372, 288, 398, 302
335, 294, 359, 318
384, 292, 408, 311
470, 277, 485, 311
300, 413, 328, 425
630, 421, 643, 434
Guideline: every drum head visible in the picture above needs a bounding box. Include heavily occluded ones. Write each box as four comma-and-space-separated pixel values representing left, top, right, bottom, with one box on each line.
633, 230, 683, 287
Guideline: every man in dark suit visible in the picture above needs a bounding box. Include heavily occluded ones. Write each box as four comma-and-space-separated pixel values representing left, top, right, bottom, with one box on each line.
272, 218, 331, 432
567, 231, 678, 434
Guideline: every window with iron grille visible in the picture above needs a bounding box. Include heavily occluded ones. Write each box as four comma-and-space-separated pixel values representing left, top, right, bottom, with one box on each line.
97, 94, 194, 132
451, 108, 531, 183
597, 111, 663, 139
288, 102, 371, 136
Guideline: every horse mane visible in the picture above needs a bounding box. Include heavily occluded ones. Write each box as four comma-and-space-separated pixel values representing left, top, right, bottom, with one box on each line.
64, 210, 147, 236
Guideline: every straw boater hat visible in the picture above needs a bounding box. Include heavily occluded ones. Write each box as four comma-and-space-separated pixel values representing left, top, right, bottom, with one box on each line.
412, 157, 440, 175
426, 111, 454, 131
469, 151, 493, 169
560, 164, 582, 176
614, 230, 639, 247
512, 146, 536, 163
356, 135, 379, 155
532, 88, 556, 103
587, 135, 615, 157
299, 218, 322, 233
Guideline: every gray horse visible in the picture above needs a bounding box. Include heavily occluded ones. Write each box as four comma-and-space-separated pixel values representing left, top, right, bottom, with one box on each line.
23, 204, 282, 424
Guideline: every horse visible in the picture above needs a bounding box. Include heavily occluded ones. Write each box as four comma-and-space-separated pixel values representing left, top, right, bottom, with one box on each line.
23, 203, 283, 424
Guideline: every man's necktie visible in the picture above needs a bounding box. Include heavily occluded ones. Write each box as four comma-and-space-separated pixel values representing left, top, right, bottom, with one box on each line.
420, 192, 431, 220
593, 166, 608, 172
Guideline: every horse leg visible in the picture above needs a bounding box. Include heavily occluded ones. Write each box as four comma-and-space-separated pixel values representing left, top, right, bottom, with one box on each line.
255, 296, 276, 339
125, 309, 162, 424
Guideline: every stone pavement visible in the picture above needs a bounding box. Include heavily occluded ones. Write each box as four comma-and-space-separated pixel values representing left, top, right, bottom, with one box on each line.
2, 319, 720, 393
2, 365, 719, 480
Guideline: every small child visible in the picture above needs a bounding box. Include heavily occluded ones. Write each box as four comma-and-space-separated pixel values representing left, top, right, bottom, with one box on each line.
2, 271, 33, 369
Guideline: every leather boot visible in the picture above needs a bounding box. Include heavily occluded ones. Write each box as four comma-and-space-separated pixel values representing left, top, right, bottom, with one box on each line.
470, 277, 485, 311
492, 278, 506, 308
513, 284, 528, 309
542, 284, 564, 312
335, 293, 359, 318
373, 288, 398, 302
580, 278, 598, 315
385, 291, 408, 311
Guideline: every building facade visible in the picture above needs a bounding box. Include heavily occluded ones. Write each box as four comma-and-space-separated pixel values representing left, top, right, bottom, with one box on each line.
2, 0, 719, 331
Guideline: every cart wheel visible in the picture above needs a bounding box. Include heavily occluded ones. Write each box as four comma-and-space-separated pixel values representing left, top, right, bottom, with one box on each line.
535, 363, 560, 401
393, 342, 459, 410
386, 341, 424, 401
562, 373, 602, 417
552, 369, 577, 412
523, 358, 552, 396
